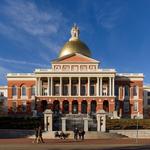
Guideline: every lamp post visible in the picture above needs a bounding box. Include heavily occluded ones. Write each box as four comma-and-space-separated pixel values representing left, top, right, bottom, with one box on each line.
136, 112, 140, 144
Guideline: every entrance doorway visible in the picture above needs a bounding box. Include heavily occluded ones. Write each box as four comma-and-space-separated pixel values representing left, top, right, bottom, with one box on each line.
72, 100, 78, 114
53, 100, 60, 114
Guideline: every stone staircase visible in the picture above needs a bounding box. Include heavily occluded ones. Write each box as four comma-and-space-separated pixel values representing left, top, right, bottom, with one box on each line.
28, 131, 127, 139
110, 130, 150, 138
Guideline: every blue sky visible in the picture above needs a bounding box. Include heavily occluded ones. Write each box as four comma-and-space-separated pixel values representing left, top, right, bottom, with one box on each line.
0, 0, 150, 85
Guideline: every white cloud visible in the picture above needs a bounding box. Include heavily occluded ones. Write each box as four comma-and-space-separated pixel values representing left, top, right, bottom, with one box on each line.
0, 66, 11, 85
0, 0, 68, 57
94, 1, 127, 30
0, 57, 49, 67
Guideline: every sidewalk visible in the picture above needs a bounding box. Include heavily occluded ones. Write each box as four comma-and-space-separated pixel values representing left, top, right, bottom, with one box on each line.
0, 138, 150, 145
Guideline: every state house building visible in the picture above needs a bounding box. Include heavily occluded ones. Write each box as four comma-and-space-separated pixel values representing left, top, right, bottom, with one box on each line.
7, 25, 144, 119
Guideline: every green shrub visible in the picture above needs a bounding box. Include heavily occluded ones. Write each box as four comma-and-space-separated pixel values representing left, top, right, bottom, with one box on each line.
0, 116, 43, 129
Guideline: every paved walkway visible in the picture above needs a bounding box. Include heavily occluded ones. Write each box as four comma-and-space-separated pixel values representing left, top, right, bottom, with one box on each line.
0, 138, 150, 150
0, 138, 150, 145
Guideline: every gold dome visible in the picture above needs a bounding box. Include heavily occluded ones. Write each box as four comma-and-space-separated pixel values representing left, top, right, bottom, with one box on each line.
58, 24, 91, 58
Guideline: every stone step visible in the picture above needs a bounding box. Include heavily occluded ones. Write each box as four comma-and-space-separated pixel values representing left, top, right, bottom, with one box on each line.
110, 130, 150, 139
28, 131, 127, 139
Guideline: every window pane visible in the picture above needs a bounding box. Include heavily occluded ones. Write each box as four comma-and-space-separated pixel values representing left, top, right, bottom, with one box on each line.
12, 86, 17, 96
54, 85, 59, 95
90, 85, 95, 95
125, 86, 129, 97
72, 85, 77, 95
63, 85, 68, 95
147, 92, 150, 96
133, 86, 138, 96
81, 85, 86, 96
31, 86, 35, 96
124, 101, 129, 112
22, 86, 26, 96
115, 86, 118, 96
148, 99, 150, 105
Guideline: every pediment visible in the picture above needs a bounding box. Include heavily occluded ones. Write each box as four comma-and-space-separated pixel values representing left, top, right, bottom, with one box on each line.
52, 53, 99, 64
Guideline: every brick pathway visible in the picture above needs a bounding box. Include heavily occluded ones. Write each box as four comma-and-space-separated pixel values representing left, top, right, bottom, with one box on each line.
0, 138, 150, 145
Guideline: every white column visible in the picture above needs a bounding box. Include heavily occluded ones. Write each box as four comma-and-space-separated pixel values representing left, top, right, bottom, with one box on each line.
36, 78, 38, 96
83, 118, 89, 132
97, 115, 101, 132
38, 77, 41, 96
69, 77, 71, 96
51, 77, 53, 96
97, 77, 99, 96
109, 77, 112, 96
100, 77, 102, 96
88, 77, 90, 96
62, 117, 66, 132
78, 77, 81, 96
40, 79, 42, 96
112, 77, 115, 96
60, 77, 62, 96
48, 77, 50, 96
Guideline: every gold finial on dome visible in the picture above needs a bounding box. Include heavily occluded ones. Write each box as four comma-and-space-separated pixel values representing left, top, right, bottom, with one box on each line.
69, 23, 80, 41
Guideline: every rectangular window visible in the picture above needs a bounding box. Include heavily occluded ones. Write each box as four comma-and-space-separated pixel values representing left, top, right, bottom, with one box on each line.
148, 99, 150, 105
0, 92, 4, 96
115, 86, 118, 96
81, 85, 86, 96
90, 85, 95, 96
42, 88, 47, 96
54, 85, 59, 95
125, 86, 129, 97
72, 85, 77, 96
133, 101, 138, 112
124, 101, 129, 112
63, 85, 68, 95
147, 92, 150, 97
133, 86, 138, 96
115, 99, 120, 111
102, 87, 107, 96
31, 87, 35, 96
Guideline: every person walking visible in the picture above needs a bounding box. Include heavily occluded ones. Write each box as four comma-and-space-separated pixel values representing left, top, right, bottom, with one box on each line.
37, 125, 45, 143
32, 126, 38, 143
81, 129, 85, 140
78, 130, 82, 140
73, 127, 79, 140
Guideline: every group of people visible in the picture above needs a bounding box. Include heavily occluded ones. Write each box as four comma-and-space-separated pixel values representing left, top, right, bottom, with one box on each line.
54, 131, 69, 139
74, 128, 85, 140
32, 125, 45, 144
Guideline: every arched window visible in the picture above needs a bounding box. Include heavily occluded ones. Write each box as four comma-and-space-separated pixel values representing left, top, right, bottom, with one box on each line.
72, 100, 78, 114
12, 86, 17, 96
91, 100, 97, 113
53, 100, 60, 114
81, 100, 87, 114
103, 100, 109, 112
21, 85, 26, 96
63, 100, 69, 114
31, 85, 35, 96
